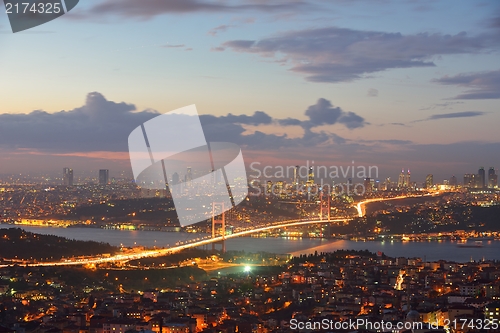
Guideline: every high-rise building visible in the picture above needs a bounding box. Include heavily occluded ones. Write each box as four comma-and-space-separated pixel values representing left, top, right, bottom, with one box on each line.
488, 167, 497, 188
449, 175, 457, 187
398, 169, 411, 189
463, 174, 473, 187
425, 174, 433, 189
99, 169, 109, 185
477, 167, 486, 188
186, 167, 193, 182
293, 166, 299, 186
405, 169, 411, 188
398, 169, 405, 188
63, 168, 73, 186
172, 172, 180, 185
364, 178, 372, 194
385, 177, 391, 191
308, 167, 314, 184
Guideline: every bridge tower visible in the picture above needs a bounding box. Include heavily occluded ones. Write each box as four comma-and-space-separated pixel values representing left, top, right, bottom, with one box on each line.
211, 202, 226, 253
319, 191, 331, 222
319, 191, 331, 238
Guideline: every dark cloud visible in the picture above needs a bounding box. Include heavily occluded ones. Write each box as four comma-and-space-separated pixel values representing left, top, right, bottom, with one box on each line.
433, 70, 500, 99
0, 94, 498, 179
0, 92, 158, 152
85, 0, 311, 20
304, 98, 342, 126
412, 111, 487, 123
490, 16, 500, 29
338, 111, 367, 129
276, 118, 303, 126
428, 111, 486, 120
0, 93, 363, 153
221, 27, 499, 83
202, 110, 272, 126
302, 98, 366, 129
200, 98, 365, 149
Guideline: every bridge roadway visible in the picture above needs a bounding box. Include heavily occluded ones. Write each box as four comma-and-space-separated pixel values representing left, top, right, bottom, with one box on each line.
0, 217, 350, 268
355, 192, 441, 217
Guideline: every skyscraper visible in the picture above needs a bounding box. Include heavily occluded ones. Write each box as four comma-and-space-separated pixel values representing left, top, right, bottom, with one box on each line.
308, 167, 314, 184
99, 169, 109, 185
425, 174, 433, 189
405, 169, 411, 188
385, 177, 391, 191
63, 168, 73, 186
172, 172, 180, 185
477, 167, 486, 188
463, 174, 473, 187
364, 178, 372, 194
398, 169, 405, 188
293, 165, 299, 186
488, 167, 498, 188
186, 167, 193, 182
449, 175, 457, 187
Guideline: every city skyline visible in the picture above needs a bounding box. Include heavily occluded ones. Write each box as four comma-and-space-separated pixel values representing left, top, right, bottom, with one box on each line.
0, 1, 499, 184
17, 164, 495, 189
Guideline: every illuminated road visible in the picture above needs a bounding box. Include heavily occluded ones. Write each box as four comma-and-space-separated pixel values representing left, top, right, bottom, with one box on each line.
0, 217, 349, 267
355, 191, 442, 217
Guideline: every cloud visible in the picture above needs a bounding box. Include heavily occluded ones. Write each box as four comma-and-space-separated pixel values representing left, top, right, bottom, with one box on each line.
220, 27, 500, 83
490, 15, 500, 29
367, 88, 378, 97
211, 46, 226, 52
276, 118, 303, 126
304, 98, 342, 126
200, 98, 366, 148
0, 93, 363, 154
433, 70, 500, 99
0, 94, 498, 179
85, 0, 311, 20
427, 111, 486, 120
208, 16, 256, 36
413, 111, 487, 123
301, 98, 367, 129
163, 44, 186, 48
0, 92, 159, 152
203, 110, 273, 126
418, 101, 464, 110
338, 111, 367, 129
208, 25, 234, 36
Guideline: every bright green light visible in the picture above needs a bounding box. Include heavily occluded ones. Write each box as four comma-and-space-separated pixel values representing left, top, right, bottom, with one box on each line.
244, 266, 251, 272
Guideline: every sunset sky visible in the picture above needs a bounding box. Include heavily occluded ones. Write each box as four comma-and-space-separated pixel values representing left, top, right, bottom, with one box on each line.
0, 0, 499, 182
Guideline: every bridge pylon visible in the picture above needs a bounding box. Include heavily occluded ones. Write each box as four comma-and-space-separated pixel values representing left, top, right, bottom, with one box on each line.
211, 202, 226, 253
319, 191, 331, 238
319, 191, 331, 222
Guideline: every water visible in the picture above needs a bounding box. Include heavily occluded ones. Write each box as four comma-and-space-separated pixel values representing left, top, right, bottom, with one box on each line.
1, 224, 498, 262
